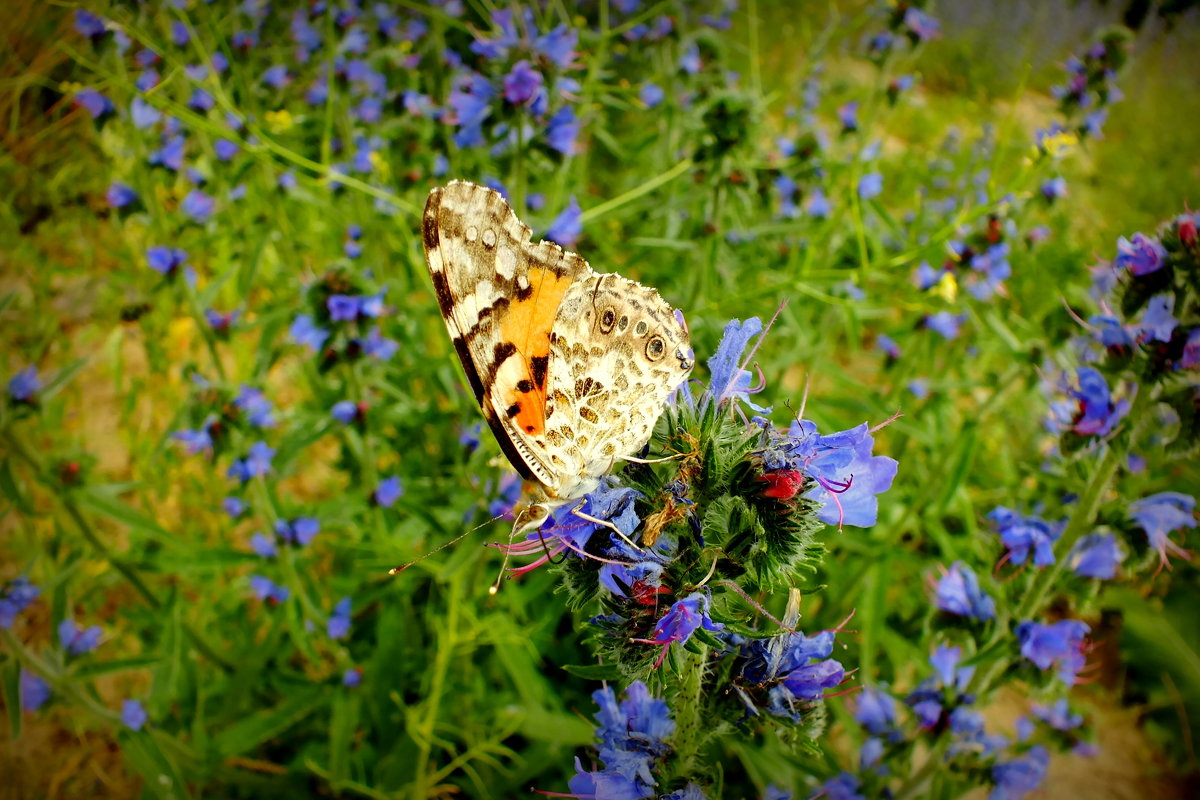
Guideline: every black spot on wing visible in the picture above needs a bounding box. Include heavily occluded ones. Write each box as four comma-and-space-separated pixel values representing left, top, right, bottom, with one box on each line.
487, 342, 517, 383
431, 270, 455, 316
422, 191, 441, 252
516, 379, 534, 393
505, 402, 521, 418
451, 336, 486, 404
531, 355, 549, 389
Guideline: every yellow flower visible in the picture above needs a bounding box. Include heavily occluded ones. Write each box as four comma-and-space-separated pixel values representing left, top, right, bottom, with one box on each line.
933, 272, 958, 303
264, 109, 294, 133
1038, 130, 1078, 159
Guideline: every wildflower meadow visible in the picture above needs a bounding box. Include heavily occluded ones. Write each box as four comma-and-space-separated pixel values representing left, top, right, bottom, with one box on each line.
3, 1, 1200, 798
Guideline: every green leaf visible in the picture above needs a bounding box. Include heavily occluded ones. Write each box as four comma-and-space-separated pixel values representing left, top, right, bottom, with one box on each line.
215, 687, 326, 758
38, 357, 90, 401
0, 459, 32, 514
561, 662, 624, 681
74, 656, 164, 679
76, 487, 181, 547
3, 659, 21, 739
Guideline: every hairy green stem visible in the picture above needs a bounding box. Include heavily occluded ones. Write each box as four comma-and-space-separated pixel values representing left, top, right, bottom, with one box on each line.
671, 645, 710, 779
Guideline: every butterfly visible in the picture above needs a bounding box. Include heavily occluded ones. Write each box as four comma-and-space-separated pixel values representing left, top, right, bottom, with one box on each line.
422, 180, 694, 543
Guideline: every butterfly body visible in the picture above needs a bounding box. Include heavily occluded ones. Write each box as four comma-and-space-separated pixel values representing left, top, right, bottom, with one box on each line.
423, 181, 693, 527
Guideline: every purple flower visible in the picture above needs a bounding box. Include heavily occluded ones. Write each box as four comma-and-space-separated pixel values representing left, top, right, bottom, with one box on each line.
987, 507, 1063, 567
227, 441, 274, 483
546, 106, 579, 155
992, 746, 1050, 800
679, 42, 701, 74
170, 20, 190, 46
782, 420, 899, 528
249, 575, 289, 604
924, 310, 965, 339
935, 562, 996, 620
343, 668, 363, 687
546, 195, 582, 247
876, 334, 900, 360
904, 7, 942, 41
535, 24, 577, 68
640, 83, 665, 108
20, 670, 50, 712
328, 597, 351, 639
1033, 698, 1083, 731
106, 182, 138, 209
0, 577, 39, 629
275, 517, 319, 547
838, 101, 859, 132
858, 173, 883, 199
1136, 293, 1178, 343
354, 96, 382, 123
635, 593, 723, 667
332, 400, 359, 424
854, 686, 897, 735
1091, 315, 1134, 352
447, 71, 494, 148
122, 699, 148, 731
1057, 367, 1129, 437
706, 317, 763, 404
328, 295, 361, 322
1016, 619, 1090, 684
58, 618, 103, 655
1067, 533, 1124, 579
1041, 176, 1068, 200
1114, 233, 1166, 276
290, 314, 329, 351
249, 532, 277, 558
233, 386, 274, 428
146, 246, 189, 277
1128, 492, 1195, 568
171, 424, 214, 455
223, 496, 247, 518
74, 9, 106, 39
278, 171, 298, 191
74, 88, 113, 119
149, 134, 185, 170
807, 188, 831, 218
739, 628, 845, 714
181, 189, 215, 223
503, 60, 544, 106
360, 328, 398, 360
470, 8, 521, 60
8, 366, 39, 402
187, 88, 215, 112
214, 138, 240, 161
373, 476, 404, 507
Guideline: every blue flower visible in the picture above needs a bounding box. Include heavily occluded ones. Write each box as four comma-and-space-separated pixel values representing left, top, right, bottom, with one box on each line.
1090, 315, 1134, 352
935, 562, 996, 620
249, 532, 277, 558
149, 134, 186, 171
20, 670, 50, 712
106, 182, 138, 209
187, 88, 215, 112
546, 106, 579, 155
904, 7, 942, 41
503, 60, 544, 106
170, 20, 190, 46
343, 667, 363, 687
234, 385, 275, 428
278, 171, 298, 191
572, 680, 674, 797
214, 138, 240, 161
854, 686, 897, 735
328, 597, 351, 639
807, 188, 831, 218
171, 423, 214, 455
360, 327, 398, 360
679, 42, 701, 74
8, 366, 39, 402
447, 71, 495, 148
0, 577, 39, 628
707, 317, 763, 404
906, 646, 975, 727
328, 294, 360, 321
1032, 698, 1083, 731
223, 497, 246, 518
838, 101, 859, 132
639, 83, 665, 108
1041, 177, 1068, 200
546, 196, 582, 247
1128, 492, 1195, 568
249, 575, 289, 604
1016, 619, 1089, 684
58, 618, 103, 655
373, 476, 404, 507
332, 400, 359, 424
778, 420, 898, 528
227, 441, 274, 483
1114, 233, 1165, 276
811, 773, 865, 800
1067, 533, 1124, 579
290, 314, 329, 351
146, 246, 188, 277
535, 24, 578, 68
634, 593, 724, 667
876, 334, 900, 360
991, 746, 1049, 800
74, 9, 106, 39
1136, 293, 1178, 343
739, 628, 845, 716
987, 507, 1063, 567
924, 311, 965, 339
74, 88, 113, 119
275, 517, 319, 547
181, 189, 215, 223
1059, 367, 1128, 437
122, 699, 148, 731
470, 8, 521, 60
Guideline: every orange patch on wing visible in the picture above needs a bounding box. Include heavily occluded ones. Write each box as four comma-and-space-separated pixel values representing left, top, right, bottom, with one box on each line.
498, 267, 572, 436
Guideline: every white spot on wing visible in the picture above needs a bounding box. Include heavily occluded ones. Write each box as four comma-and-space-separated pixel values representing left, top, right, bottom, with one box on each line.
495, 246, 517, 280
482, 229, 497, 248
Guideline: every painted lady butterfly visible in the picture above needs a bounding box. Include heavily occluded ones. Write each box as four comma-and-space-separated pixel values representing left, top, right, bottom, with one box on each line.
423, 180, 694, 540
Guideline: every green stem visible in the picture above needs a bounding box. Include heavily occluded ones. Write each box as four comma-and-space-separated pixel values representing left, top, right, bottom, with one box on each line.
411, 575, 461, 800
671, 645, 710, 779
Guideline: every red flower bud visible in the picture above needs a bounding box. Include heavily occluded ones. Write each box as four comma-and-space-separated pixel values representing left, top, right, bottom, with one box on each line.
1180, 218, 1197, 248
758, 469, 805, 500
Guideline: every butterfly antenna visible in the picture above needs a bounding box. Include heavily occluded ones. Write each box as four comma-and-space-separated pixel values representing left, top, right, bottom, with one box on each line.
490, 510, 532, 595
388, 512, 507, 576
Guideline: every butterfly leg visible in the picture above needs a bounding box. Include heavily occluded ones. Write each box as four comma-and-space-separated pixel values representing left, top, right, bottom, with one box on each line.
621, 452, 687, 465
570, 503, 642, 551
